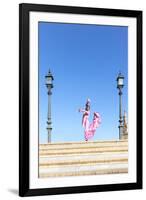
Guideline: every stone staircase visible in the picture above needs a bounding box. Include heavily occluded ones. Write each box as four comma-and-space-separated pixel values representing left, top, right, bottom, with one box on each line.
39, 140, 128, 178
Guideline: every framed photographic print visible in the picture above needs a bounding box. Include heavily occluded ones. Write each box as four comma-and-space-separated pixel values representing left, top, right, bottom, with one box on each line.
19, 3, 142, 197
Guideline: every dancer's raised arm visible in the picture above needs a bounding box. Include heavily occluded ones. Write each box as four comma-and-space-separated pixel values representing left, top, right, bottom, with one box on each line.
78, 108, 86, 113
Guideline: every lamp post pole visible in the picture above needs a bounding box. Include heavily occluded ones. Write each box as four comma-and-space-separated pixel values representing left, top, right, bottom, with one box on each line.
117, 72, 124, 140
45, 70, 54, 143
119, 87, 123, 139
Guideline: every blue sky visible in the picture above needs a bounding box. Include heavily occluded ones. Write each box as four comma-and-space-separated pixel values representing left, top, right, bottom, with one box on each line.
39, 22, 128, 143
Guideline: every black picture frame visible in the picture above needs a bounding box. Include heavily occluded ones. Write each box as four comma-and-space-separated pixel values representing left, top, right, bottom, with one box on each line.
19, 3, 143, 197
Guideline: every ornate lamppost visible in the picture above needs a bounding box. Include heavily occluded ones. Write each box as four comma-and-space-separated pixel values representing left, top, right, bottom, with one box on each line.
117, 72, 124, 140
45, 70, 54, 143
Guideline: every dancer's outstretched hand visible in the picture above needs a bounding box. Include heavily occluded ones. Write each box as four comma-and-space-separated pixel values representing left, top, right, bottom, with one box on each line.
78, 108, 85, 113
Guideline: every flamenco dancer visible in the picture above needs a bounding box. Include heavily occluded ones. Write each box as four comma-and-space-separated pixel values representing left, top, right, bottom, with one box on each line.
79, 99, 101, 141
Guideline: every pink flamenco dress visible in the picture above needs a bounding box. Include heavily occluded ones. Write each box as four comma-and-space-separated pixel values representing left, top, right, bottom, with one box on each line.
82, 112, 101, 141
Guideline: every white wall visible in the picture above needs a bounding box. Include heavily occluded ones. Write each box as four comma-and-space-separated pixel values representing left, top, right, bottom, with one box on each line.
0, 0, 145, 199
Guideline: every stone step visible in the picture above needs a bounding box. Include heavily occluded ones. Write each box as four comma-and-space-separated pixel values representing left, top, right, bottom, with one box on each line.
40, 168, 128, 178
40, 150, 127, 157
39, 153, 128, 166
39, 142, 128, 151
39, 140, 128, 150
39, 146, 128, 156
40, 152, 128, 162
39, 163, 128, 178
39, 157, 128, 167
